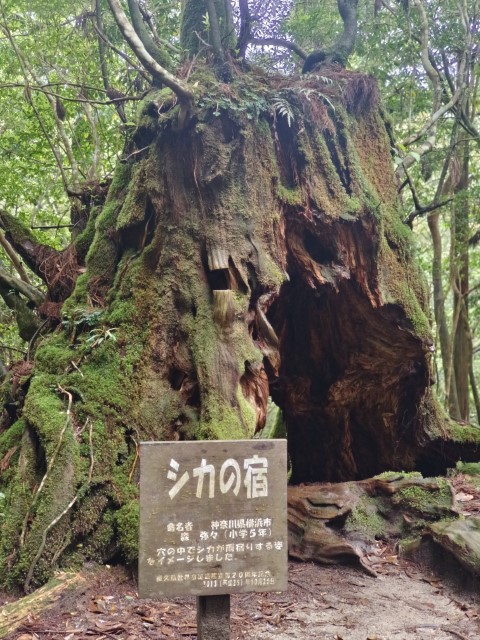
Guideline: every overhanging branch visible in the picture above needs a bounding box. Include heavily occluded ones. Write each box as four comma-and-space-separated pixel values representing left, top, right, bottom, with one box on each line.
0, 279, 41, 342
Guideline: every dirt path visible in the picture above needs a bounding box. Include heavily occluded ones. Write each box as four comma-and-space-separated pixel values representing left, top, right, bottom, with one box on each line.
1, 553, 479, 640
248, 561, 478, 640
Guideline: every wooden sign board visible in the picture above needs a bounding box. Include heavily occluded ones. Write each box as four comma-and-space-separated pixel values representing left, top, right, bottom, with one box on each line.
139, 439, 288, 598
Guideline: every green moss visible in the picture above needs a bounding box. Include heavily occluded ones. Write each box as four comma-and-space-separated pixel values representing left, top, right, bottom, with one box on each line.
429, 518, 480, 574
455, 461, 480, 475
0, 376, 80, 587
82, 517, 116, 562
85, 202, 119, 276
0, 270, 147, 585
378, 236, 431, 339
108, 161, 132, 196
344, 196, 362, 216
392, 479, 453, 519
116, 159, 148, 231
181, 0, 209, 55
79, 162, 133, 287
34, 333, 74, 374
256, 399, 286, 439
277, 185, 303, 206
374, 471, 422, 480
137, 87, 175, 122
345, 495, 386, 540
445, 421, 480, 445
196, 392, 253, 441
0, 210, 39, 248
397, 536, 423, 554
113, 500, 139, 564
0, 418, 26, 461
75, 205, 101, 261
383, 207, 414, 256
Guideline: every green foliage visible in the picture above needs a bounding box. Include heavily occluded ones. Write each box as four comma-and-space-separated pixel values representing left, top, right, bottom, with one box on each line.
61, 309, 105, 334
271, 97, 295, 127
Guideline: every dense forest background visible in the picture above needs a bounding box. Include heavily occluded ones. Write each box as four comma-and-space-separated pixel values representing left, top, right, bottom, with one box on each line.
0, 0, 479, 590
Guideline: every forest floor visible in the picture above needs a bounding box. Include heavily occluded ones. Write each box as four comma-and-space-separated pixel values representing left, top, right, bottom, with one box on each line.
1, 548, 479, 640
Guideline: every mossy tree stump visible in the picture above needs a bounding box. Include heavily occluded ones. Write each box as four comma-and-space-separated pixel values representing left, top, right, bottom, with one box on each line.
1, 67, 479, 590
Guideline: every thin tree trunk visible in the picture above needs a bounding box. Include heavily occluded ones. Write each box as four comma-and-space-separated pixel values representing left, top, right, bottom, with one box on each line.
428, 209, 460, 418
452, 133, 471, 421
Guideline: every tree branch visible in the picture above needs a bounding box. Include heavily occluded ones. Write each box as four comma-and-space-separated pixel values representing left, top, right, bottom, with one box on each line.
0, 262, 44, 306
249, 38, 307, 60
89, 19, 151, 82
396, 0, 469, 173
139, 10, 180, 55
126, 0, 173, 70
401, 88, 465, 149
404, 198, 454, 226
302, 0, 358, 72
82, 99, 101, 181
0, 2, 81, 190
93, 0, 109, 92
0, 280, 41, 341
0, 231, 31, 284
0, 210, 60, 283
205, 0, 226, 65
238, 0, 251, 58
106, 0, 194, 105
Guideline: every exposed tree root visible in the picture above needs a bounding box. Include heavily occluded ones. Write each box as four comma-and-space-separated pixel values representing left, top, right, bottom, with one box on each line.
24, 419, 95, 592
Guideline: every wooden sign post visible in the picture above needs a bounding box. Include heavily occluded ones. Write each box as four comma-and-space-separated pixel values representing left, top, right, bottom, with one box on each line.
139, 439, 287, 639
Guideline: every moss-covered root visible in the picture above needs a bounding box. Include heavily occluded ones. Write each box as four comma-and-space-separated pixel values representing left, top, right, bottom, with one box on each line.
288, 473, 457, 574
428, 518, 480, 576
0, 380, 81, 590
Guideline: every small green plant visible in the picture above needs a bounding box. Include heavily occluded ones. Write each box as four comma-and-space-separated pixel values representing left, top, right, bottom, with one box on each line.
271, 97, 295, 127
62, 308, 105, 336
299, 87, 335, 112
85, 326, 117, 351
310, 74, 334, 85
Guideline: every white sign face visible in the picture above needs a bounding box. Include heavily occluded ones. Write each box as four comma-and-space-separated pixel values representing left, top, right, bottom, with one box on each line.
139, 439, 288, 598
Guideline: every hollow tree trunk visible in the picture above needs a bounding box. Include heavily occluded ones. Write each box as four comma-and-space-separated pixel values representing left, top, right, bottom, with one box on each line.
0, 68, 471, 590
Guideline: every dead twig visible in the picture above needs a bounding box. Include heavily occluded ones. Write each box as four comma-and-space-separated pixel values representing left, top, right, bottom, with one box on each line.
288, 577, 319, 596
441, 627, 470, 640
128, 435, 139, 483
